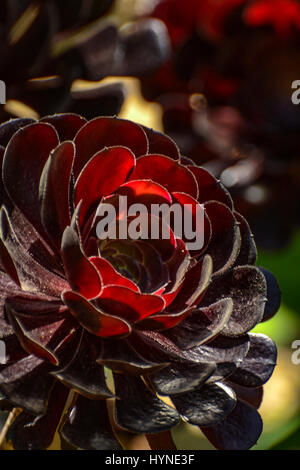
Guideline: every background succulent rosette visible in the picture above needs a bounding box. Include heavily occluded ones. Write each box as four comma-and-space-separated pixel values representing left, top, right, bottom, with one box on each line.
139, 0, 300, 250
0, 114, 280, 450
0, 0, 169, 122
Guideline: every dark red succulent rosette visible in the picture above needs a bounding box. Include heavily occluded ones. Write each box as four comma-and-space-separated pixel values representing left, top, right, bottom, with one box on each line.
0, 114, 280, 450
0, 0, 169, 123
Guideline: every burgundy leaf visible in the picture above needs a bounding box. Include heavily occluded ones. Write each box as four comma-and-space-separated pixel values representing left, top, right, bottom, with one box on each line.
129, 154, 199, 199
142, 125, 180, 159
61, 226, 102, 299
96, 285, 165, 323
188, 166, 233, 208
62, 290, 131, 338
74, 146, 136, 225
39, 141, 75, 249
73, 116, 148, 178
41, 113, 87, 141
3, 122, 59, 236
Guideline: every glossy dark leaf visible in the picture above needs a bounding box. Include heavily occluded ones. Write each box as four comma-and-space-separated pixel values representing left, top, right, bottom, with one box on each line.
116, 179, 172, 208
52, 332, 113, 398
171, 191, 211, 254
188, 335, 250, 382
6, 304, 67, 366
90, 256, 139, 292
201, 400, 263, 450
164, 298, 233, 349
229, 333, 277, 388
226, 382, 263, 409
8, 381, 69, 450
172, 382, 236, 426
2, 203, 61, 275
0, 355, 53, 414
0, 118, 35, 146
167, 255, 212, 312
164, 238, 190, 294
129, 330, 202, 365
201, 265, 267, 336
234, 212, 257, 266
149, 362, 216, 395
259, 267, 281, 322
135, 240, 169, 293
135, 307, 193, 331
97, 337, 169, 375
114, 374, 180, 433
205, 201, 241, 276
0, 238, 20, 286
60, 394, 122, 450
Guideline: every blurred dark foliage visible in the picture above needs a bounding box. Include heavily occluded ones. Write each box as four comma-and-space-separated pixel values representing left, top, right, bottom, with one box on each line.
141, 0, 300, 250
0, 0, 170, 121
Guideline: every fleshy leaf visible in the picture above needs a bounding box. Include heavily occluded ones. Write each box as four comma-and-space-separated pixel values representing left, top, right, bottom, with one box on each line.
40, 113, 87, 141
90, 256, 139, 292
39, 141, 74, 249
73, 116, 148, 178
2, 122, 59, 236
142, 126, 180, 159
201, 400, 263, 450
97, 337, 169, 375
61, 226, 102, 299
165, 298, 233, 349
259, 267, 281, 322
149, 362, 216, 395
60, 395, 122, 450
0, 355, 53, 415
167, 255, 213, 312
234, 212, 257, 266
95, 286, 165, 323
114, 374, 180, 433
74, 146, 136, 225
129, 154, 198, 199
171, 382, 236, 426
62, 291, 131, 338
188, 166, 233, 208
202, 265, 267, 336
0, 118, 35, 147
0, 207, 68, 297
52, 332, 114, 398
229, 333, 277, 388
8, 382, 69, 450
205, 201, 241, 276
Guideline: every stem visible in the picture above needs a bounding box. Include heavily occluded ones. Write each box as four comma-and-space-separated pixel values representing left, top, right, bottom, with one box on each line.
146, 430, 177, 450
0, 408, 18, 448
